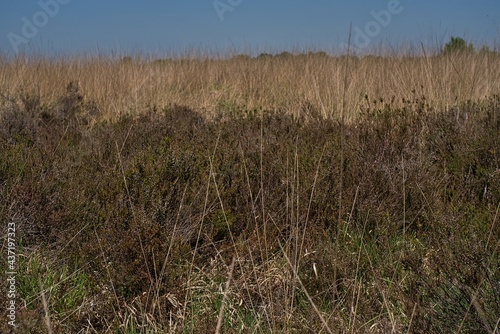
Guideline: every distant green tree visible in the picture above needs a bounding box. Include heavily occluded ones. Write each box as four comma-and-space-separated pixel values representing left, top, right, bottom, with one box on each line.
479, 45, 491, 54
442, 36, 474, 54
314, 51, 329, 58
256, 53, 273, 59
276, 51, 293, 58
121, 56, 133, 63
306, 51, 329, 58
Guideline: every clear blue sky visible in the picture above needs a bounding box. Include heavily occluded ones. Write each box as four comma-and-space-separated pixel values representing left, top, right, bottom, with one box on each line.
0, 0, 499, 56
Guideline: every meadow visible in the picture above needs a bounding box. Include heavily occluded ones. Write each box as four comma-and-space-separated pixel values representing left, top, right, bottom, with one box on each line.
0, 49, 499, 333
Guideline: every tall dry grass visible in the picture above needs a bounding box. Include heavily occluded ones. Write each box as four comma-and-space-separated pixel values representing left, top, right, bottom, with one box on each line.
1, 48, 499, 332
1, 50, 499, 120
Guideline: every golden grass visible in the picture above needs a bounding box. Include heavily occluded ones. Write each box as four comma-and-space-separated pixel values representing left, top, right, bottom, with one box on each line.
1, 50, 499, 121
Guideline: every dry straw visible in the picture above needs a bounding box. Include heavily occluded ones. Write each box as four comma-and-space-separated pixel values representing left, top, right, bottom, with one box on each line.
0, 49, 499, 121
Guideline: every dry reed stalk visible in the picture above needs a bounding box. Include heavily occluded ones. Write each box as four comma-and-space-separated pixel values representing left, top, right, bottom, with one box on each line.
1, 51, 498, 121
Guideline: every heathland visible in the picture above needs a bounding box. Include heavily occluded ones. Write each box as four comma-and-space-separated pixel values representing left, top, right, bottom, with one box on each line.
0, 50, 499, 333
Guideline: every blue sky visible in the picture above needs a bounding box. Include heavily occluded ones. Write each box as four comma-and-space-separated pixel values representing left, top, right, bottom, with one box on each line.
0, 0, 499, 56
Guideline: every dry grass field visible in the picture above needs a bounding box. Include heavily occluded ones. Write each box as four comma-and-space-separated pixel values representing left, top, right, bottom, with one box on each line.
0, 50, 499, 333
1, 50, 499, 120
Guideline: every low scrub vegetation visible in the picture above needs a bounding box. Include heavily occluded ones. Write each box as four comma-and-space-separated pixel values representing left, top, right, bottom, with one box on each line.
0, 78, 498, 333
